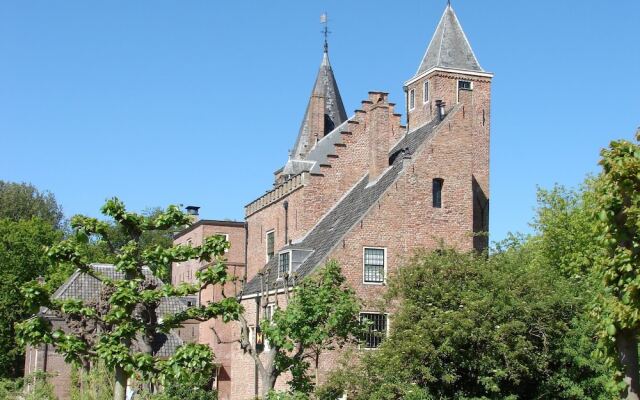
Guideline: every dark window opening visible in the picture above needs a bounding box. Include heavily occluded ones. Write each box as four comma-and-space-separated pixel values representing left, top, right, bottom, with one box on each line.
360, 313, 387, 349
458, 80, 472, 90
433, 178, 443, 208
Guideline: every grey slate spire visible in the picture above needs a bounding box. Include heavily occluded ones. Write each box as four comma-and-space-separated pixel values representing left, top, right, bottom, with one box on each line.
414, 4, 483, 77
290, 46, 347, 160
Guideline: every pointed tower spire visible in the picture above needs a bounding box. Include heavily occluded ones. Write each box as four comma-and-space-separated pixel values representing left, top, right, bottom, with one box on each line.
414, 4, 483, 78
289, 14, 347, 161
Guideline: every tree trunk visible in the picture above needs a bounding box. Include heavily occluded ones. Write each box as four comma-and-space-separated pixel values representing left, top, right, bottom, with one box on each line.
113, 366, 128, 400
260, 373, 277, 398
617, 328, 640, 400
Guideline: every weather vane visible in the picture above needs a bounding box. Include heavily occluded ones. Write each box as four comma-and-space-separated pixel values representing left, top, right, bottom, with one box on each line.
320, 12, 330, 52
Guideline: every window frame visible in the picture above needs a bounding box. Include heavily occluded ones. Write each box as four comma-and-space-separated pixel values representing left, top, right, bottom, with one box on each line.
362, 247, 387, 285
265, 230, 275, 262
408, 88, 416, 111
433, 178, 444, 208
215, 232, 230, 252
359, 312, 389, 350
278, 250, 292, 278
423, 80, 430, 104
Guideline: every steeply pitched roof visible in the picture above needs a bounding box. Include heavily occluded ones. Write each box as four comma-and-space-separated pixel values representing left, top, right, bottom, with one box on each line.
47, 264, 193, 357
243, 116, 443, 295
290, 48, 348, 161
414, 4, 483, 77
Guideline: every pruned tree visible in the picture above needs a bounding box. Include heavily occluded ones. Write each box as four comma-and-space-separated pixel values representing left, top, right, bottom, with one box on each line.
16, 198, 243, 400
592, 131, 640, 399
211, 261, 362, 397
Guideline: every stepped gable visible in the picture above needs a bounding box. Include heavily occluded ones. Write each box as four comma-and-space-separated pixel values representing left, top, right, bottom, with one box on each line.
243, 116, 442, 295
44, 263, 193, 357
414, 4, 483, 77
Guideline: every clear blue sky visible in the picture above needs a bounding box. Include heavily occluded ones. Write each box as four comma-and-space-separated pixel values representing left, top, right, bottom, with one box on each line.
1, 1, 639, 243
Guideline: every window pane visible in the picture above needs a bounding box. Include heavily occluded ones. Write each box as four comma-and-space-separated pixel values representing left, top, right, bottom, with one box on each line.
424, 81, 429, 102
360, 313, 387, 348
433, 179, 443, 208
458, 80, 472, 90
267, 231, 274, 260
364, 248, 385, 283
409, 89, 415, 109
279, 252, 290, 275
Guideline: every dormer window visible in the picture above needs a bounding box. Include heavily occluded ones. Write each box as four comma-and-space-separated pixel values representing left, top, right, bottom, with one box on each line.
458, 80, 472, 90
408, 89, 415, 111
278, 251, 291, 278
423, 80, 430, 103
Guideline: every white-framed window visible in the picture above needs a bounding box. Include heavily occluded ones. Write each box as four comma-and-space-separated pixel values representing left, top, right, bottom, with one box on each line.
278, 251, 291, 278
266, 230, 275, 262
423, 80, 430, 103
458, 79, 473, 90
363, 247, 386, 284
263, 303, 277, 351
249, 325, 256, 347
360, 312, 388, 349
216, 233, 230, 252
408, 88, 415, 111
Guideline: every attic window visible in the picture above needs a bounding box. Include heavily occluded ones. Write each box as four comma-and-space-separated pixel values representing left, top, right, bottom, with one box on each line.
278, 251, 291, 278
458, 80, 472, 90
409, 89, 415, 111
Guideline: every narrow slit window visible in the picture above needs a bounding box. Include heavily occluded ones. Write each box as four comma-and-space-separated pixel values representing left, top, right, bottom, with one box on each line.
409, 89, 415, 110
423, 80, 430, 103
266, 230, 274, 261
433, 178, 443, 208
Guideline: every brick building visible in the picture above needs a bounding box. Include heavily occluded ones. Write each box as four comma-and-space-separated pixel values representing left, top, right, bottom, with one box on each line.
25, 3, 491, 399
173, 3, 493, 398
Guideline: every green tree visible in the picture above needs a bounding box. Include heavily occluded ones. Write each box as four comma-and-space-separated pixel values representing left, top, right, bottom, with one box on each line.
218, 261, 361, 397
0, 181, 64, 229
591, 132, 640, 399
321, 247, 615, 399
0, 218, 62, 378
16, 198, 242, 400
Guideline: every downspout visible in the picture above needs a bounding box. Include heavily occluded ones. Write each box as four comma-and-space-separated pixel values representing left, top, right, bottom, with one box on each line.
404, 86, 410, 132
283, 200, 289, 245
254, 296, 260, 397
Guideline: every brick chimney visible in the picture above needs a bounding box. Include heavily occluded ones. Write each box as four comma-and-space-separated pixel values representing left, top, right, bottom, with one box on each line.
366, 92, 391, 182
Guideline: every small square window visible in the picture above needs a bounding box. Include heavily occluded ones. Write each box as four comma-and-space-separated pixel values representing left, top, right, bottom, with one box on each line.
409, 89, 415, 110
423, 80, 430, 103
216, 233, 230, 252
360, 313, 387, 349
278, 251, 291, 278
458, 80, 472, 90
363, 248, 385, 284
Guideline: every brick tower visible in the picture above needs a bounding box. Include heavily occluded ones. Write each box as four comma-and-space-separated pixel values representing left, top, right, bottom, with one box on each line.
404, 3, 493, 249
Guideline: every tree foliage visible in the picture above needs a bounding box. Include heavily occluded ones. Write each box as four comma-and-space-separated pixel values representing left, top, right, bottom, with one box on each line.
590, 132, 640, 397
225, 261, 362, 397
15, 198, 242, 400
0, 218, 62, 378
320, 246, 615, 399
0, 181, 64, 229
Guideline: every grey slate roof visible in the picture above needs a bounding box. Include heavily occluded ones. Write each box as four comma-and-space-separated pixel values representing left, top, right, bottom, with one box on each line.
243, 117, 442, 295
414, 4, 483, 77
290, 49, 348, 161
47, 263, 191, 358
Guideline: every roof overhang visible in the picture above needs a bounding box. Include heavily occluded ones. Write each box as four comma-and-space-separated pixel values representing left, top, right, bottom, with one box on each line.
404, 67, 494, 88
